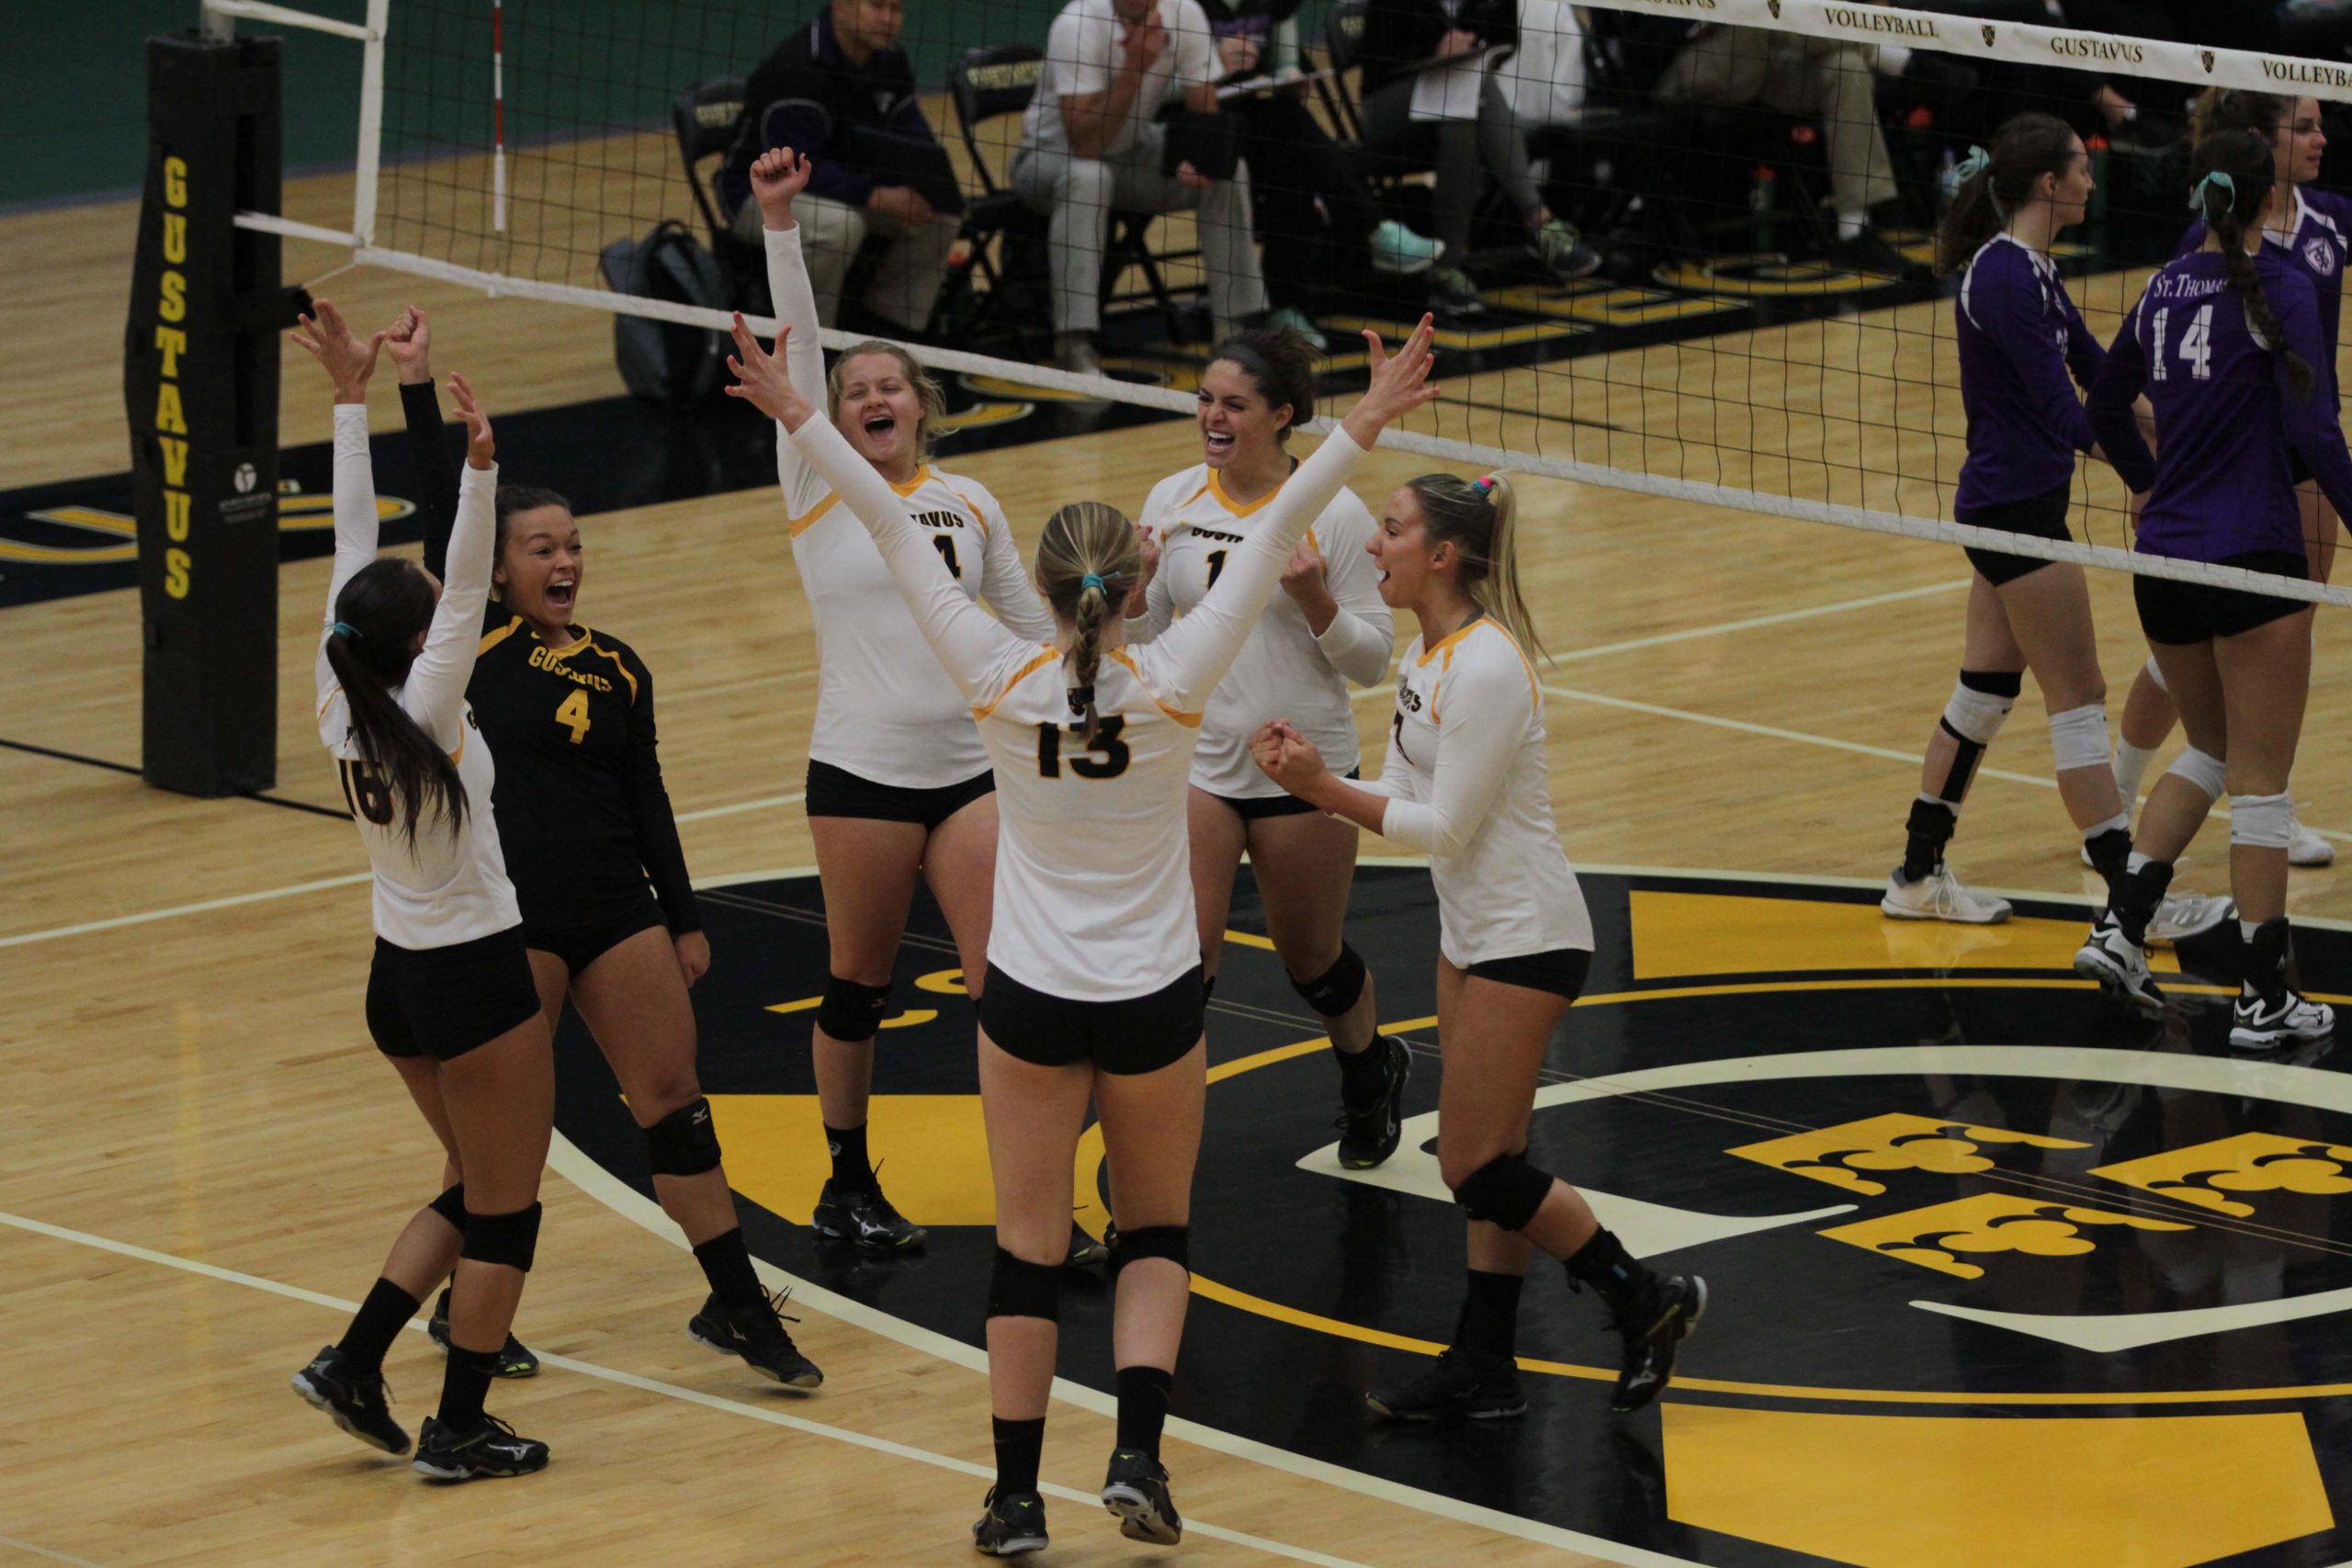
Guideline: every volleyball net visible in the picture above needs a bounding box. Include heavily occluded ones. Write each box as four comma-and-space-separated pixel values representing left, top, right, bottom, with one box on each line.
205, 0, 2352, 605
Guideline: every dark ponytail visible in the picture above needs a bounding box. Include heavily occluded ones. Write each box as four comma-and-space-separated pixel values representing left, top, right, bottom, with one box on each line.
2188, 87, 2287, 150
1935, 112, 2081, 277
2193, 129, 2315, 404
324, 558, 467, 849
1208, 326, 1319, 444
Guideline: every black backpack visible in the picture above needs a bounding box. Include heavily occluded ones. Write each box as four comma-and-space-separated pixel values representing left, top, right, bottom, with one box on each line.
598, 219, 730, 406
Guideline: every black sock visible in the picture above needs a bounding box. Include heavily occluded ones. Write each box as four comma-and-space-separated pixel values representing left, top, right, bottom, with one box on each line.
2245, 917, 2292, 1004
2084, 827, 2132, 897
436, 1344, 499, 1428
1564, 1227, 1654, 1320
1901, 797, 1957, 883
693, 1226, 764, 1310
336, 1277, 422, 1374
1334, 1035, 1391, 1102
2114, 859, 2173, 948
1114, 1365, 1175, 1459
1451, 1269, 1525, 1359
992, 1415, 1046, 1494
825, 1122, 874, 1190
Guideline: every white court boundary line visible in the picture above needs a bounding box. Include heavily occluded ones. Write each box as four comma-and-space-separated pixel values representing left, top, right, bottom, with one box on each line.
0, 1206, 1369, 1568
0, 1534, 105, 1568
546, 1138, 1704, 1567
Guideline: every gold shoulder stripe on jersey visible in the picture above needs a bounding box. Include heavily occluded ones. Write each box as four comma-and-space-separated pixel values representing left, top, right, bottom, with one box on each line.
787, 494, 842, 537
971, 644, 1062, 721
1108, 649, 1204, 728
478, 615, 526, 657
955, 491, 989, 537
316, 682, 342, 720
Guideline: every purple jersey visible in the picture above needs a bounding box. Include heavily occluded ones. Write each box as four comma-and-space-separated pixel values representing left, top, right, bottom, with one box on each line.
1952, 234, 2105, 517
2180, 185, 2350, 400
2088, 249, 2352, 563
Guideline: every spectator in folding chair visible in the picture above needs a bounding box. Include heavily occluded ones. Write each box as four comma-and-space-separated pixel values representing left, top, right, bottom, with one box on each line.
1352, 0, 1602, 321
1651, 18, 1923, 279
720, 0, 958, 338
1200, 0, 1441, 350
1012, 0, 1269, 377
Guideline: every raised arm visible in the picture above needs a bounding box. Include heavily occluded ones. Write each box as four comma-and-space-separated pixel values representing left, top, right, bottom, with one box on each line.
384, 306, 460, 582
1144, 319, 1440, 713
1293, 502, 1395, 686
975, 492, 1059, 643
728, 317, 1031, 705
293, 299, 386, 697
749, 148, 836, 519
399, 374, 499, 747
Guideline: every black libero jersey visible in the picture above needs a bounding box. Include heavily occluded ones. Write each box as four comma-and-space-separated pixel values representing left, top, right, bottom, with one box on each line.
402, 381, 699, 933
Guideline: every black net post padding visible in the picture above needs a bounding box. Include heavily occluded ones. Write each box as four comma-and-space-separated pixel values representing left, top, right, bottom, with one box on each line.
124, 32, 298, 797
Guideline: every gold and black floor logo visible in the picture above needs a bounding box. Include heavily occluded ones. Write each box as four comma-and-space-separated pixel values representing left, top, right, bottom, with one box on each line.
553, 866, 2352, 1567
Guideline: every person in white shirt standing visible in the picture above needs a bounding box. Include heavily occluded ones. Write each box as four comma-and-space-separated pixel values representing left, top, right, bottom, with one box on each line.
286, 302, 554, 1482
725, 308, 1437, 1557
1254, 473, 1707, 1423
1012, 0, 1269, 377
749, 148, 1062, 1255
1126, 327, 1411, 1168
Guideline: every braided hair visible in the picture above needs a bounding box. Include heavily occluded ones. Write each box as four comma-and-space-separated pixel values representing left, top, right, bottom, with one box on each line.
2192, 130, 2314, 404
1035, 501, 1141, 743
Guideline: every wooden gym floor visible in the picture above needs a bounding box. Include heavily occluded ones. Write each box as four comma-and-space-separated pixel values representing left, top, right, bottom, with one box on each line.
7, 157, 2352, 1568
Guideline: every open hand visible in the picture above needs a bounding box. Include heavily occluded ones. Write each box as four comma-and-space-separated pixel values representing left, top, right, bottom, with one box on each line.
291, 298, 384, 400
724, 313, 815, 429
1340, 314, 1441, 446
752, 146, 814, 227
447, 371, 494, 468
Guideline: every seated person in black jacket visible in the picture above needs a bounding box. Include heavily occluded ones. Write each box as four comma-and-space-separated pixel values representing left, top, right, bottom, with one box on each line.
720, 0, 956, 335
1352, 0, 1600, 319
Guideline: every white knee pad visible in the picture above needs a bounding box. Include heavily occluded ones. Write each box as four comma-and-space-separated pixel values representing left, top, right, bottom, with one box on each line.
2047, 704, 2111, 773
1942, 681, 2015, 747
2143, 654, 2169, 694
2231, 792, 2295, 850
2165, 747, 2229, 802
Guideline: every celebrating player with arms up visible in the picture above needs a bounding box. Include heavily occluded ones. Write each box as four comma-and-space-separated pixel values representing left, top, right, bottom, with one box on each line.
727, 307, 1439, 1556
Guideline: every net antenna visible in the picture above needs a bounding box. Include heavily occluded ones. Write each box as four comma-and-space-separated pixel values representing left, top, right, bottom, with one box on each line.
208, 0, 2352, 607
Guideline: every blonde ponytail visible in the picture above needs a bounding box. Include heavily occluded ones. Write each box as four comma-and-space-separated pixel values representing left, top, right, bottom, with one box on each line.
1035, 500, 1142, 742
1404, 471, 1547, 664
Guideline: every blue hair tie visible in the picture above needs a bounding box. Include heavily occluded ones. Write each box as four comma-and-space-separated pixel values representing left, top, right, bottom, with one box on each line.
2191, 169, 2237, 211
1472, 476, 1498, 497
1953, 145, 1991, 185
330, 620, 362, 640
1081, 571, 1107, 592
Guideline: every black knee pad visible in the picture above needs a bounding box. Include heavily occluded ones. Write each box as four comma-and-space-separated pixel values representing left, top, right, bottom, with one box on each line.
1452, 1151, 1554, 1232
817, 976, 893, 1042
461, 1201, 544, 1272
427, 1183, 468, 1233
986, 1247, 1063, 1322
1289, 944, 1368, 1020
644, 1096, 723, 1177
1108, 1224, 1190, 1283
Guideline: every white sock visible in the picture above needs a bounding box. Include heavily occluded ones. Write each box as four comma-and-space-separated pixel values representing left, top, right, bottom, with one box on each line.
2241, 919, 2264, 943
1838, 210, 1867, 242
2082, 812, 2131, 840
2127, 852, 2154, 874
2112, 740, 2156, 803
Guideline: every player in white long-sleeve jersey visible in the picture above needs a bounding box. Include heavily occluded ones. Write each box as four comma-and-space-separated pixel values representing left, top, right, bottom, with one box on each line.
1125, 327, 1412, 1169
1254, 472, 1707, 1424
726, 307, 1439, 1557
752, 148, 1059, 1251
285, 302, 553, 1482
